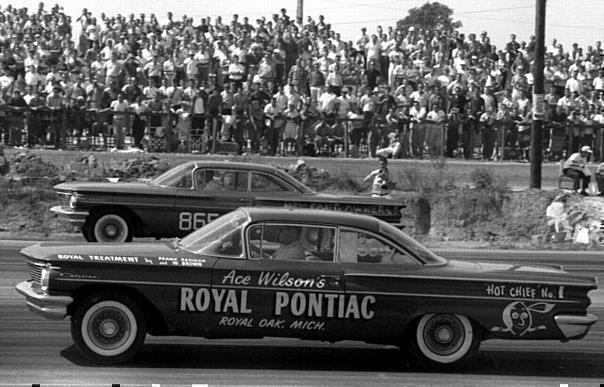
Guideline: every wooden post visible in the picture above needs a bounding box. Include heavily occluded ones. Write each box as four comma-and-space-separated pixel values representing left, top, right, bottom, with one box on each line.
530, 0, 546, 188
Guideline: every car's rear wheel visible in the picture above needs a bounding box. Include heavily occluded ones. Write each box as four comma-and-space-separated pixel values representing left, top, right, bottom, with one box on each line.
85, 210, 133, 243
406, 313, 479, 371
71, 293, 146, 364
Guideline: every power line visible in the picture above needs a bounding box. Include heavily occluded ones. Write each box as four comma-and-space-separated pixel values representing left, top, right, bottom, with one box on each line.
455, 5, 533, 15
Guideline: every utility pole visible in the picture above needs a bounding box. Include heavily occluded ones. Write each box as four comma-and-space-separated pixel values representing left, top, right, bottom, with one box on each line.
530, 0, 546, 188
297, 0, 303, 25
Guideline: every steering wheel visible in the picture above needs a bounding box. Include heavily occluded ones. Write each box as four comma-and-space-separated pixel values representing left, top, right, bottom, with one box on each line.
249, 242, 272, 259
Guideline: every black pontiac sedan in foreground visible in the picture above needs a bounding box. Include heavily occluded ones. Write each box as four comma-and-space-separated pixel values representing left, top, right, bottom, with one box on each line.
16, 208, 597, 370
50, 160, 430, 243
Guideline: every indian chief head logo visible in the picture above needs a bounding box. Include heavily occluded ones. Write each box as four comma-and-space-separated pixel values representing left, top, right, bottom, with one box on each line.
491, 301, 555, 336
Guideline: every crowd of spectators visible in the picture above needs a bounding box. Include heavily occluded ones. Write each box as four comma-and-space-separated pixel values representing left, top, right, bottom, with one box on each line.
0, 2, 602, 161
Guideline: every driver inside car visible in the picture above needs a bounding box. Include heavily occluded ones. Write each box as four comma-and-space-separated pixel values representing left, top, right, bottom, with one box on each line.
271, 226, 306, 260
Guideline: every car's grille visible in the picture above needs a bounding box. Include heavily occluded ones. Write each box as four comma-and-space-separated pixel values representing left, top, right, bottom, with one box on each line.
28, 262, 44, 285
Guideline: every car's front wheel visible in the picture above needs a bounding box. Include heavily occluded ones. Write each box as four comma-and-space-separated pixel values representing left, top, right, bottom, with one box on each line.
71, 293, 146, 364
406, 313, 480, 371
84, 210, 133, 243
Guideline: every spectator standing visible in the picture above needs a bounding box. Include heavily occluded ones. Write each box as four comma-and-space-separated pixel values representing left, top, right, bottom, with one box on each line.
207, 87, 223, 152
263, 97, 284, 155
425, 103, 446, 156
308, 62, 325, 106
108, 92, 130, 149
6, 89, 27, 146
479, 106, 497, 160
408, 99, 426, 158
282, 102, 300, 153
288, 58, 309, 96
45, 86, 65, 148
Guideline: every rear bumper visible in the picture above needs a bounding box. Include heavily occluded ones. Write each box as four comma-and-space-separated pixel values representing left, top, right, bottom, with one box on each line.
554, 314, 598, 339
15, 281, 73, 320
50, 205, 89, 227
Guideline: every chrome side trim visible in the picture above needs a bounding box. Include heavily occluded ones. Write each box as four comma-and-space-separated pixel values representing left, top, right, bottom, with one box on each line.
15, 281, 73, 320
344, 272, 596, 288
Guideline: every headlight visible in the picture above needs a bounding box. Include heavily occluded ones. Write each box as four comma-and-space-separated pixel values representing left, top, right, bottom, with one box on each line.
69, 195, 78, 208
41, 266, 50, 292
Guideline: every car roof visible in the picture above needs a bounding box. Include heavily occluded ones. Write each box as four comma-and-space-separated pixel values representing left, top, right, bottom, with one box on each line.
239, 207, 382, 231
189, 160, 285, 173
185, 160, 313, 193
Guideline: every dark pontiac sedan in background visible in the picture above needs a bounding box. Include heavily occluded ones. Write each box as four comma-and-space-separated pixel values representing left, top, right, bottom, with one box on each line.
50, 161, 430, 242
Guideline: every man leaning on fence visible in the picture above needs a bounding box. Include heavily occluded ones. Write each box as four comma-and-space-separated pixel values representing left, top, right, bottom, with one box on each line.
563, 145, 593, 196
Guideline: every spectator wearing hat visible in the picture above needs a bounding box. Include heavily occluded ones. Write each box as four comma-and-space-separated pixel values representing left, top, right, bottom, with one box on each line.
563, 146, 593, 195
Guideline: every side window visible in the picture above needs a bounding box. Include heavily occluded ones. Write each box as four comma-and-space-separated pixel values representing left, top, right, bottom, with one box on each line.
338, 229, 416, 265
250, 173, 291, 192
247, 224, 335, 262
196, 169, 248, 192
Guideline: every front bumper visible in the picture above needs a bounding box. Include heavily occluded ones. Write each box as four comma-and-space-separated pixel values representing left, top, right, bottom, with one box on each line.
554, 314, 598, 340
50, 205, 89, 227
15, 281, 73, 320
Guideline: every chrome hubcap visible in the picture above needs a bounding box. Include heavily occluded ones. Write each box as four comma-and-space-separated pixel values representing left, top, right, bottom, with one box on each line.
101, 320, 118, 336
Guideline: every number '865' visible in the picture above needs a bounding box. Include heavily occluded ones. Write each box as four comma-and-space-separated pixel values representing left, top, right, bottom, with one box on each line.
179, 212, 220, 231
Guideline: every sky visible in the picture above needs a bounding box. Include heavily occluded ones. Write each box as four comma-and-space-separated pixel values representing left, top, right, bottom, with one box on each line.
6, 0, 604, 51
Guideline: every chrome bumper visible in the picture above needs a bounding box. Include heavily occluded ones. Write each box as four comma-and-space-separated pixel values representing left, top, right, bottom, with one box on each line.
15, 281, 73, 320
554, 314, 598, 339
50, 205, 89, 227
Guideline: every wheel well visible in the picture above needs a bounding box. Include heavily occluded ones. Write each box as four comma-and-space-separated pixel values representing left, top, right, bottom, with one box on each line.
68, 284, 169, 335
87, 206, 144, 237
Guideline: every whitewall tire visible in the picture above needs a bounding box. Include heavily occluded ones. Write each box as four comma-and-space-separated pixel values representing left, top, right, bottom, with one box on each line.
71, 293, 146, 364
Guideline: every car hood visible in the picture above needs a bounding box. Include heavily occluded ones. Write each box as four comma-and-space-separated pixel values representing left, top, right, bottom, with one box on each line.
54, 181, 169, 195
21, 242, 179, 264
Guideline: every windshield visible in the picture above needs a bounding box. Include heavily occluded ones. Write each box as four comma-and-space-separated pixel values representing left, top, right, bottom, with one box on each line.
379, 222, 447, 265
180, 210, 249, 254
151, 163, 195, 188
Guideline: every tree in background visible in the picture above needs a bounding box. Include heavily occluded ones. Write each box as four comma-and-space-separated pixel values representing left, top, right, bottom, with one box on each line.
397, 2, 461, 33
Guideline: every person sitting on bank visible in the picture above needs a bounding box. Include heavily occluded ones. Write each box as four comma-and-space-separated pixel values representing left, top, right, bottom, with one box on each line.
595, 161, 604, 196
363, 156, 395, 197
563, 145, 593, 196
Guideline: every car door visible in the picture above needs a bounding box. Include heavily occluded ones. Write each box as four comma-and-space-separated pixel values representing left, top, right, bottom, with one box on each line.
210, 222, 345, 340
175, 168, 254, 235
336, 227, 422, 342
